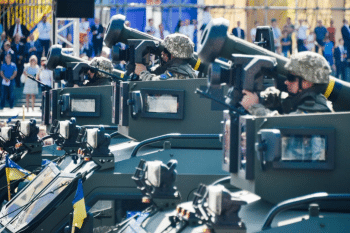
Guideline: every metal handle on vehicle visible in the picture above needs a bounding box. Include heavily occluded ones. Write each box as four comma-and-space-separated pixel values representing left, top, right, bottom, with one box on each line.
262, 192, 350, 230
130, 133, 220, 158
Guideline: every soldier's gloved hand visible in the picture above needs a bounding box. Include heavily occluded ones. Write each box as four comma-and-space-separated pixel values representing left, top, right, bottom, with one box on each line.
261, 87, 282, 110
240, 90, 259, 111
135, 63, 147, 76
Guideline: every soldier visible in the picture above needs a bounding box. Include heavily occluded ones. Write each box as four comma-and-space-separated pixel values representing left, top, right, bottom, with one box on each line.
83, 57, 114, 86
241, 51, 332, 161
134, 33, 197, 81
241, 51, 333, 116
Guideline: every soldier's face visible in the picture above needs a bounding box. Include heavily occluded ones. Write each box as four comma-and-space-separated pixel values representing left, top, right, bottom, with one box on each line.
285, 79, 299, 94
161, 51, 169, 63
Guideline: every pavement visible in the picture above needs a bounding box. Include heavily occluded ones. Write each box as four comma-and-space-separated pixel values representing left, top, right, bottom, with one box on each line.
0, 86, 42, 124
0, 107, 42, 124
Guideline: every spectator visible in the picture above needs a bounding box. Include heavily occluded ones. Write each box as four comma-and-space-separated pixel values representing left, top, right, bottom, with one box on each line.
341, 19, 350, 53
250, 21, 258, 42
0, 32, 7, 53
283, 17, 294, 55
90, 18, 104, 57
11, 34, 25, 88
232, 21, 245, 39
327, 19, 336, 45
192, 19, 198, 51
271, 18, 281, 53
57, 20, 68, 44
155, 23, 170, 40
63, 33, 73, 48
296, 19, 309, 52
144, 19, 158, 36
22, 55, 39, 112
175, 20, 182, 33
322, 36, 334, 68
305, 32, 316, 52
100, 47, 111, 59
200, 6, 211, 31
37, 15, 52, 56
115, 60, 126, 71
24, 33, 43, 63
0, 54, 17, 110
37, 57, 53, 92
314, 20, 328, 53
0, 41, 15, 64
334, 38, 348, 81
80, 35, 93, 58
8, 18, 29, 43
179, 19, 194, 41
79, 18, 90, 44
281, 31, 291, 57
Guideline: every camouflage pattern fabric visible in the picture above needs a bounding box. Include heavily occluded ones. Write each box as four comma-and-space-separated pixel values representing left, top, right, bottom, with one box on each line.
89, 57, 113, 78
140, 59, 196, 81
162, 33, 194, 59
284, 51, 331, 84
140, 70, 191, 81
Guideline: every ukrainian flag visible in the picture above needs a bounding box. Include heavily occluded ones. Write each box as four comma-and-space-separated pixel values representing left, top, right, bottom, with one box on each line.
5, 156, 36, 200
71, 179, 87, 233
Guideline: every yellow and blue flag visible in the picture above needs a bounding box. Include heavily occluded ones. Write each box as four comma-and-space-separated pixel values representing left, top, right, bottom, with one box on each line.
71, 179, 87, 233
5, 156, 36, 200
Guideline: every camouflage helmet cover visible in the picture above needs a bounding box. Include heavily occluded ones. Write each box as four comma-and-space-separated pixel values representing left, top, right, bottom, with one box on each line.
89, 57, 113, 78
284, 51, 331, 84
162, 33, 194, 59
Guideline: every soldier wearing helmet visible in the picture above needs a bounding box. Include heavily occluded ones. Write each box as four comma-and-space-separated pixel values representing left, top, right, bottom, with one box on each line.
84, 57, 114, 86
241, 52, 333, 116
134, 33, 197, 81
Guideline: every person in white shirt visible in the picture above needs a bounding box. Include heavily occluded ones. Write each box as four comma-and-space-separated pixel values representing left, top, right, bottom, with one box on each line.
37, 15, 51, 56
271, 18, 281, 53
179, 19, 194, 41
250, 20, 258, 42
37, 57, 53, 92
144, 19, 158, 37
155, 23, 170, 40
297, 19, 310, 52
200, 6, 211, 31
305, 32, 315, 52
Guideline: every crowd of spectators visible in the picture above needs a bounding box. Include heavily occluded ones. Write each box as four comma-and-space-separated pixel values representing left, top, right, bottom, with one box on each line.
247, 17, 350, 81
3, 10, 350, 111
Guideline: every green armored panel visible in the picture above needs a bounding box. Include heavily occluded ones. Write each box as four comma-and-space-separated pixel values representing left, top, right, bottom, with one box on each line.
118, 78, 225, 149
230, 112, 350, 204
48, 85, 114, 126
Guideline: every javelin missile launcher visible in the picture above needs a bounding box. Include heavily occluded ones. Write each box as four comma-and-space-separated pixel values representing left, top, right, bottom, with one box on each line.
110, 18, 350, 233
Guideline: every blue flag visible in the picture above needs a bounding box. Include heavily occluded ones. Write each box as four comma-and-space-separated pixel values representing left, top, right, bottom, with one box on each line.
5, 156, 36, 200
71, 179, 87, 233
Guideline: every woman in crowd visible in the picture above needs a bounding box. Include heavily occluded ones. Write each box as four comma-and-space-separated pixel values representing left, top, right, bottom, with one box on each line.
37, 57, 53, 91
22, 55, 39, 112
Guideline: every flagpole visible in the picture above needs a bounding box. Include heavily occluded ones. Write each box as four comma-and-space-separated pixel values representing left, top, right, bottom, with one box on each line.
6, 170, 11, 201
22, 105, 25, 121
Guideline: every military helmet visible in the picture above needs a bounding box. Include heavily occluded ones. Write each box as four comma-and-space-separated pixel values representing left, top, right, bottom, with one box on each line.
162, 33, 194, 59
89, 57, 113, 78
284, 51, 331, 84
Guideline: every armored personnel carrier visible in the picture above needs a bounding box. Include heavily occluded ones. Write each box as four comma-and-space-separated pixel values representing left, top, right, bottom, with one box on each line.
0, 20, 232, 230
109, 17, 350, 233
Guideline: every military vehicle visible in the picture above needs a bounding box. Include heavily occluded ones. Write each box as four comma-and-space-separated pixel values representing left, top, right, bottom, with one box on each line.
109, 18, 350, 233
0, 22, 233, 230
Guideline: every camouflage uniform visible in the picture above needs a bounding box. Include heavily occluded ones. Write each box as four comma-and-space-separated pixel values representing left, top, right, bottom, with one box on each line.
85, 57, 114, 86
248, 52, 332, 116
248, 52, 332, 160
140, 33, 197, 81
